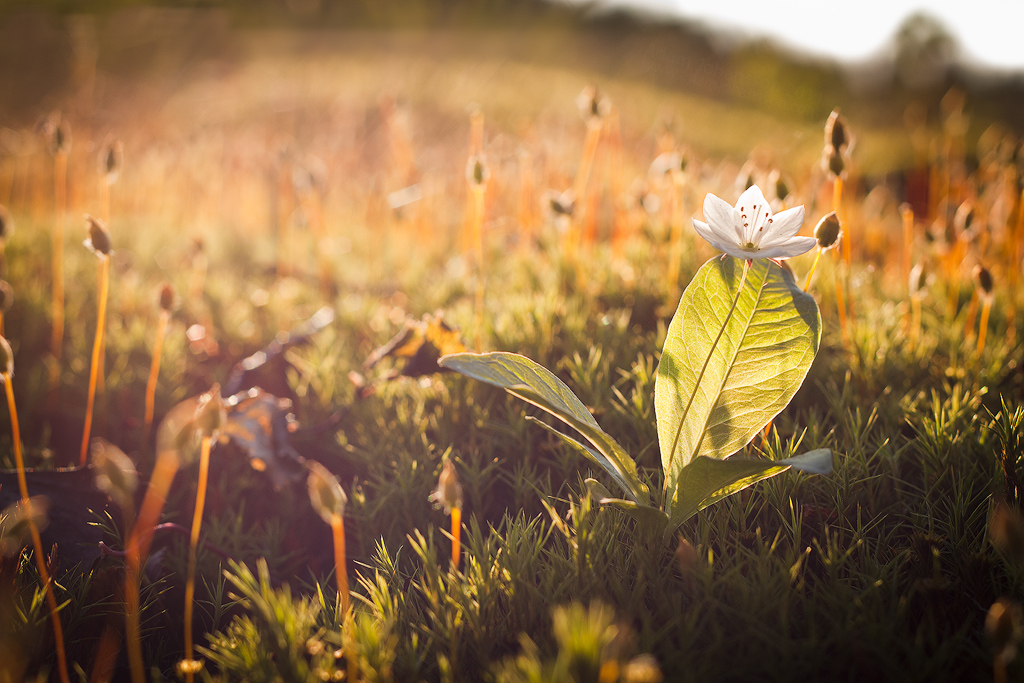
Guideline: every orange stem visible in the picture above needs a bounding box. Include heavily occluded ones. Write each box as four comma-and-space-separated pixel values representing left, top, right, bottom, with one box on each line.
5, 376, 71, 683
473, 186, 485, 352
331, 514, 350, 615
183, 435, 212, 683
125, 450, 180, 683
49, 151, 67, 410
803, 248, 822, 292
451, 506, 462, 570
81, 255, 110, 465
978, 298, 992, 356
143, 310, 169, 449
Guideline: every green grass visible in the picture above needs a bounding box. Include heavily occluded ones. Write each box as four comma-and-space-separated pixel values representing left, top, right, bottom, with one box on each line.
0, 41, 1021, 683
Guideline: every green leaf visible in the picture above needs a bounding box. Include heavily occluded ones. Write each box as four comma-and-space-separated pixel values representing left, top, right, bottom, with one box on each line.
656, 256, 821, 489
440, 352, 648, 503
667, 449, 832, 532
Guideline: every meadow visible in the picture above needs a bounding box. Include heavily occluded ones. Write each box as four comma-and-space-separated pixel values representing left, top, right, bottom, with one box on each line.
0, 17, 1023, 683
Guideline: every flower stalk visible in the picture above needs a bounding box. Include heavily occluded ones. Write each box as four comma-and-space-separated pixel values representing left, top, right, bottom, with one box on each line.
143, 284, 175, 449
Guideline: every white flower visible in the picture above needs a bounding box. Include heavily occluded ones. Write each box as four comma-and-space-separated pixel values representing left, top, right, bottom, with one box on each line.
693, 185, 815, 260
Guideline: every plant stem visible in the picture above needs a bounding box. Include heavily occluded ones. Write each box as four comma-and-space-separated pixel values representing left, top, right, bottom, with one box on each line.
802, 247, 822, 292
81, 254, 110, 465
49, 150, 67, 411
4, 375, 71, 683
125, 450, 180, 683
143, 309, 169, 450
664, 258, 750, 494
472, 185, 485, 351
901, 204, 913, 282
330, 513, 350, 615
570, 120, 602, 254
978, 297, 992, 356
450, 506, 462, 570
183, 435, 213, 683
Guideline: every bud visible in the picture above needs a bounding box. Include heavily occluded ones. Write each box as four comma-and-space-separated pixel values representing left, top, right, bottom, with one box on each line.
158, 282, 176, 313
986, 598, 1023, 664
98, 139, 123, 184
973, 265, 994, 299
824, 109, 849, 152
83, 214, 112, 257
545, 189, 575, 218
813, 212, 842, 250
0, 334, 12, 378
909, 263, 928, 298
0, 496, 49, 557
38, 112, 71, 157
824, 146, 846, 178
465, 153, 490, 189
0, 204, 11, 242
91, 439, 138, 510
0, 281, 13, 312
953, 201, 975, 237
648, 151, 685, 180
307, 460, 347, 524
769, 169, 790, 202
576, 85, 610, 125
193, 383, 225, 439
429, 457, 463, 513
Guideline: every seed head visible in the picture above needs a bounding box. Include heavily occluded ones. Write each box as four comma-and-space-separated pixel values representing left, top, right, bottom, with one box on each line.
307, 460, 347, 524
909, 263, 928, 298
429, 456, 463, 513
83, 214, 112, 257
466, 153, 490, 189
98, 139, 123, 184
38, 112, 71, 156
973, 265, 994, 299
824, 109, 849, 152
953, 201, 975, 237
193, 383, 225, 439
824, 146, 846, 179
769, 169, 790, 202
0, 204, 12, 242
158, 282, 177, 313
0, 281, 13, 312
576, 85, 610, 125
813, 212, 842, 250
91, 439, 138, 510
545, 189, 575, 218
0, 335, 12, 378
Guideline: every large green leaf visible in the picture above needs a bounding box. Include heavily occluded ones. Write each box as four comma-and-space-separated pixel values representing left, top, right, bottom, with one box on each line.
656, 256, 820, 489
667, 449, 832, 532
440, 352, 649, 503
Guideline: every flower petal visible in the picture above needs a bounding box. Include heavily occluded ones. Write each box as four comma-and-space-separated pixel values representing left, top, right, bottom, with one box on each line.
703, 193, 744, 244
757, 205, 805, 248
756, 236, 817, 259
734, 185, 771, 244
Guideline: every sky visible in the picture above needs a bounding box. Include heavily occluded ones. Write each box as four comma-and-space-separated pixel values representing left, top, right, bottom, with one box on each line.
595, 0, 1024, 70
